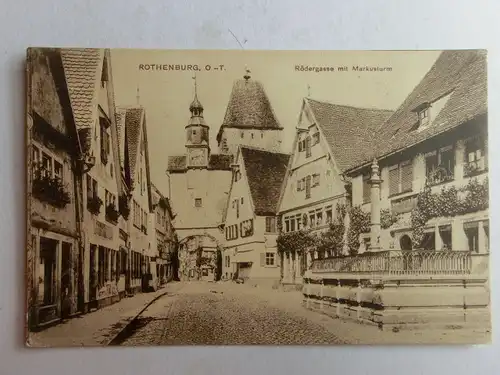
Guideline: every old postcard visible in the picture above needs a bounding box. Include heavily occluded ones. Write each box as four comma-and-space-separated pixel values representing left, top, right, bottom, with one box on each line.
26, 48, 490, 346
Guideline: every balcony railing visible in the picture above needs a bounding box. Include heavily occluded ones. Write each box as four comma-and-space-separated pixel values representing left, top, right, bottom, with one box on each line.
310, 250, 472, 276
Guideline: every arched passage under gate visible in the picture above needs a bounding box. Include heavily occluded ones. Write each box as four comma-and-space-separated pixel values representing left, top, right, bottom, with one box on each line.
177, 233, 223, 282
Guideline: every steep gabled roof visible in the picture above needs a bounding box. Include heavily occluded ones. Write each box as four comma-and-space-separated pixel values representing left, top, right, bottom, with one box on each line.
217, 77, 282, 142
346, 50, 487, 172
117, 105, 154, 210
60, 48, 103, 153
241, 146, 291, 216
306, 98, 393, 172
123, 107, 144, 179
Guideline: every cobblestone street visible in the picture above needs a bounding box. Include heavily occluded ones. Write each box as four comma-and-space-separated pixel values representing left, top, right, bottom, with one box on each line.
119, 282, 345, 345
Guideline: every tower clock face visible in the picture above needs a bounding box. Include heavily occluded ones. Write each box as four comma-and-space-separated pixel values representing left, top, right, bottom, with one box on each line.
189, 148, 207, 166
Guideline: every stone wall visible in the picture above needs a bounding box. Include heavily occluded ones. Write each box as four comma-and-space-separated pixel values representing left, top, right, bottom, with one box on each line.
302, 254, 490, 330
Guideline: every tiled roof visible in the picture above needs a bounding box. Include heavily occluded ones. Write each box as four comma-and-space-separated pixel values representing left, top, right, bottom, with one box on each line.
123, 107, 145, 179
217, 77, 282, 142
346, 50, 487, 172
115, 108, 127, 168
167, 155, 187, 172
241, 147, 291, 216
208, 154, 233, 170
60, 48, 102, 153
306, 98, 393, 172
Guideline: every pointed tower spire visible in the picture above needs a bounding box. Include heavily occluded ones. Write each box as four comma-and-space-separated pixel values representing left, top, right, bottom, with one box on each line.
189, 73, 204, 117
244, 66, 251, 81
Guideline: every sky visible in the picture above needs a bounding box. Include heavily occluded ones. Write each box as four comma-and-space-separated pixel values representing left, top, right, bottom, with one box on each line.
110, 49, 441, 195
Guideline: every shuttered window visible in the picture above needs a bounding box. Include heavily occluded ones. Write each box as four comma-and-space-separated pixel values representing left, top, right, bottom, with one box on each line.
305, 136, 312, 158
305, 175, 312, 199
400, 161, 413, 192
389, 160, 413, 196
389, 166, 399, 196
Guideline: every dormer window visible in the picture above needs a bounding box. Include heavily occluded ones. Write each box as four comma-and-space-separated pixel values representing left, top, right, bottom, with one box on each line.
412, 102, 431, 129
419, 108, 430, 126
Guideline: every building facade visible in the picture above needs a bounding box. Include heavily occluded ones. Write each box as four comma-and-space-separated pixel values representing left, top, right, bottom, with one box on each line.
277, 98, 392, 285
345, 50, 488, 254
60, 49, 124, 310
222, 146, 290, 286
151, 184, 176, 286
301, 50, 489, 329
116, 106, 157, 293
27, 48, 84, 328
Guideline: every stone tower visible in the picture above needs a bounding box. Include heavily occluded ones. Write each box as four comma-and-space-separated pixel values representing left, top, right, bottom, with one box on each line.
185, 76, 210, 169
216, 68, 283, 157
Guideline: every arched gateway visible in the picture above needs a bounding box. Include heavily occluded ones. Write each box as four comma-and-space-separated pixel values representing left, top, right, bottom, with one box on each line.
177, 233, 223, 281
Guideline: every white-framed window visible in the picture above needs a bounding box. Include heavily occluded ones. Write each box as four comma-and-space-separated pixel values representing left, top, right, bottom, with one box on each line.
425, 146, 454, 185
316, 210, 323, 226
325, 206, 333, 224
32, 144, 64, 181
265, 217, 277, 233
305, 175, 312, 199
195, 198, 202, 208
418, 107, 430, 127
240, 219, 254, 238
309, 211, 315, 228
265, 252, 275, 266
312, 173, 320, 187
464, 135, 487, 176
312, 132, 320, 145
284, 217, 290, 233
389, 160, 413, 196
305, 136, 312, 158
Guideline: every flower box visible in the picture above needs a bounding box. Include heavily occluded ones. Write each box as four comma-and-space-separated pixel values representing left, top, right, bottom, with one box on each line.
32, 173, 71, 208
87, 196, 103, 215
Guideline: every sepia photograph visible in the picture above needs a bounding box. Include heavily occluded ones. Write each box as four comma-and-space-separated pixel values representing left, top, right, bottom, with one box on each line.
25, 48, 490, 347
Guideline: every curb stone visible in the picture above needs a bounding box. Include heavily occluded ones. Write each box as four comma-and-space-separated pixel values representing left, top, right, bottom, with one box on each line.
105, 290, 170, 346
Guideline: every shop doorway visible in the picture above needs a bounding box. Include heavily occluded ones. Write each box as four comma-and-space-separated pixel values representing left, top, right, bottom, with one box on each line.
89, 245, 97, 309
400, 235, 413, 251
61, 242, 72, 318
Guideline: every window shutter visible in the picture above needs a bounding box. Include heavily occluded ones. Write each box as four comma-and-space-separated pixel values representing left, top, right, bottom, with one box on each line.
389, 166, 399, 196
401, 161, 413, 192
260, 253, 266, 267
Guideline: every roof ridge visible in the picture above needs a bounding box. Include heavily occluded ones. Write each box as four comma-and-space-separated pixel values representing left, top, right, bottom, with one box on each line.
306, 97, 394, 113
240, 144, 290, 156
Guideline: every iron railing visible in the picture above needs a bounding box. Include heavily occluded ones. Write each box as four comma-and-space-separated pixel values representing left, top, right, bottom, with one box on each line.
310, 250, 472, 276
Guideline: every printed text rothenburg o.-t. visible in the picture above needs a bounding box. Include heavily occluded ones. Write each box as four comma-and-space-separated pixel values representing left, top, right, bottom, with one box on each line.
294, 65, 393, 72
138, 64, 225, 71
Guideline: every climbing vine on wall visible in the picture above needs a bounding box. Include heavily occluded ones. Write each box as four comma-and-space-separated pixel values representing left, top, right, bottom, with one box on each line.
411, 177, 489, 247
316, 203, 347, 256
277, 229, 316, 254
346, 206, 370, 255
381, 209, 400, 230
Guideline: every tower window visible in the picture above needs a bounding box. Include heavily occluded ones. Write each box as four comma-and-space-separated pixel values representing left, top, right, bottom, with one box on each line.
240, 131, 244, 139
195, 198, 202, 208
251, 133, 254, 139
192, 129, 197, 136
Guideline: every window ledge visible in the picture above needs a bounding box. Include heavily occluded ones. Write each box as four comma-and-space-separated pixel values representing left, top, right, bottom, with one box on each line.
427, 178, 455, 188
389, 190, 416, 200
